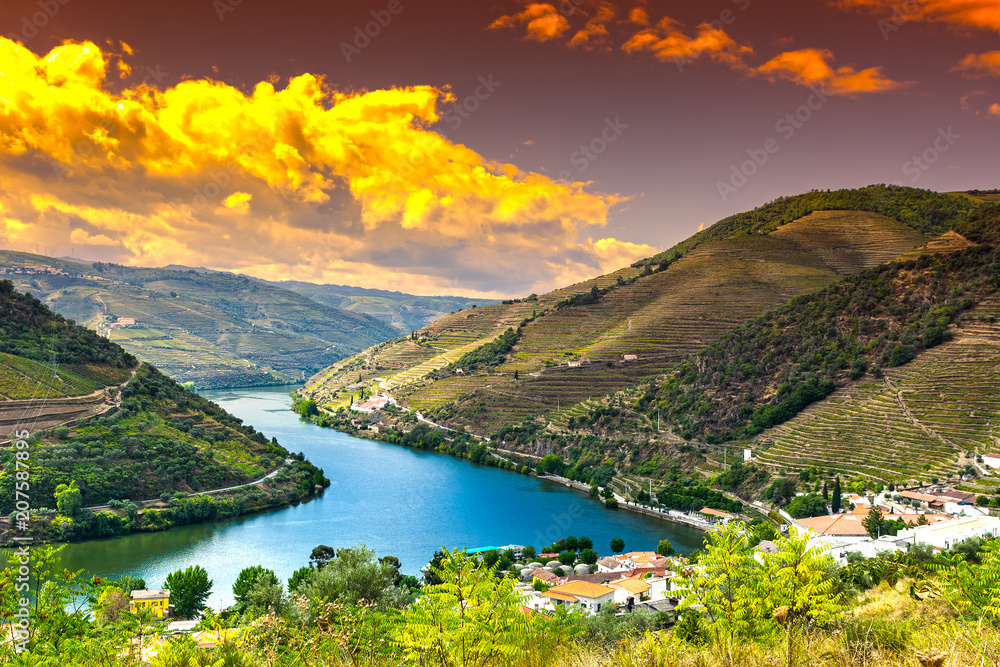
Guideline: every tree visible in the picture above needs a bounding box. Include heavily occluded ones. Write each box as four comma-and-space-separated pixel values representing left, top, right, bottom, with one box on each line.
862, 507, 885, 539
610, 537, 625, 554
54, 480, 82, 517
579, 548, 599, 565
296, 399, 319, 418
557, 551, 576, 566
232, 565, 280, 612
310, 545, 337, 570
520, 545, 536, 561
288, 566, 313, 593
766, 529, 844, 667
822, 481, 829, 501
831, 477, 842, 514
395, 549, 534, 665
565, 535, 579, 551
299, 544, 409, 611
163, 565, 213, 619
787, 494, 829, 519
656, 539, 675, 557
578, 536, 593, 550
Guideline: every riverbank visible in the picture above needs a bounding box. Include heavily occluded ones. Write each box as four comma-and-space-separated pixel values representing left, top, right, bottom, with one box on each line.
0, 458, 329, 547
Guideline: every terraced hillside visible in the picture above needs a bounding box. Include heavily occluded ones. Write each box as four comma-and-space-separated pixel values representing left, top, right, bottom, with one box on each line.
0, 251, 398, 388
754, 297, 1000, 484
301, 186, 979, 435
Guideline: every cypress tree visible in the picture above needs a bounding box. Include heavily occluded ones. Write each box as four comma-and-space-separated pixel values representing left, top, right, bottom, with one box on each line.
822, 480, 829, 501
832, 477, 842, 514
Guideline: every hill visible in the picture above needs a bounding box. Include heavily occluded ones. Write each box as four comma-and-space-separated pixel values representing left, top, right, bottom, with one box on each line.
263, 280, 499, 333
0, 281, 329, 544
299, 186, 980, 435
0, 252, 399, 388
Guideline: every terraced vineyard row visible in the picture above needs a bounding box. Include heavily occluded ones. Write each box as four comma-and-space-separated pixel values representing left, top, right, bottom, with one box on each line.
755, 298, 1000, 483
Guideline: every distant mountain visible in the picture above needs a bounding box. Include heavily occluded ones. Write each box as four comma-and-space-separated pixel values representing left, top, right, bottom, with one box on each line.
0, 252, 399, 389
262, 279, 500, 333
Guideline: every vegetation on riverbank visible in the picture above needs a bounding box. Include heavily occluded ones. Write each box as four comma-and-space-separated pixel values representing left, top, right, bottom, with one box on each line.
1, 283, 331, 545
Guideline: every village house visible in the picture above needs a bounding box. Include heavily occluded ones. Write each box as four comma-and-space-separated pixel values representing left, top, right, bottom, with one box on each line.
610, 578, 651, 605
540, 581, 616, 614
129, 589, 171, 617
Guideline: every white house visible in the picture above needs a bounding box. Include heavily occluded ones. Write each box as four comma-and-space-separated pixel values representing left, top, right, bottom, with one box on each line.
982, 451, 1000, 469
610, 578, 651, 605
541, 581, 616, 614
897, 515, 1000, 551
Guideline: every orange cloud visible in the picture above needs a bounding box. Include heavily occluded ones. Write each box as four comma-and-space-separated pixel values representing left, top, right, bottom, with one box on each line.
757, 48, 907, 94
953, 50, 1000, 77
629, 7, 650, 25
835, 0, 1000, 33
568, 2, 616, 49
622, 17, 753, 68
0, 38, 653, 297
489, 3, 571, 42
989, 102, 1000, 117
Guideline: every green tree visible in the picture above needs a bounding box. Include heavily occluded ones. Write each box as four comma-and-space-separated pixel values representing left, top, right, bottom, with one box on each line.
862, 507, 885, 539
656, 539, 675, 557
163, 565, 213, 619
766, 528, 844, 667
394, 549, 535, 665
579, 548, 599, 565
578, 536, 593, 550
520, 545, 536, 561
296, 399, 319, 418
288, 565, 313, 593
831, 477, 842, 514
310, 544, 337, 570
787, 493, 829, 519
54, 480, 82, 516
299, 544, 409, 611
610, 537, 625, 554
232, 565, 280, 612
557, 550, 576, 566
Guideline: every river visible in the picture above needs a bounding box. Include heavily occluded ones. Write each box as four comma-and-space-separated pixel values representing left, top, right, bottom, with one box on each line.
59, 385, 706, 608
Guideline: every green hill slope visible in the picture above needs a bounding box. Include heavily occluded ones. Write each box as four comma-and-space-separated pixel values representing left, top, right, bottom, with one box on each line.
0, 281, 329, 544
0, 252, 399, 388
300, 186, 980, 435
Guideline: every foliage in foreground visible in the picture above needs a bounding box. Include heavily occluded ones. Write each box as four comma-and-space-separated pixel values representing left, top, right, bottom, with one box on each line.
1, 532, 1000, 665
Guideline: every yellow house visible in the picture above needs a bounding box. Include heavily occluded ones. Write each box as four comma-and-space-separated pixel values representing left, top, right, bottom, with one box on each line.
129, 589, 171, 617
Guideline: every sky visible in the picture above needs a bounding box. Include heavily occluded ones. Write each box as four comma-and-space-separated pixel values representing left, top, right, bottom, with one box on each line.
0, 0, 997, 298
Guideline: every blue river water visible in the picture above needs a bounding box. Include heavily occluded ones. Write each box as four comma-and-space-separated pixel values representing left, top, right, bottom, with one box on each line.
58, 385, 705, 608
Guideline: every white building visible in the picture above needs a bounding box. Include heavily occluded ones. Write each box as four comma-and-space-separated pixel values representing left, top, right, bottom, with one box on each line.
541, 581, 616, 615
897, 515, 1000, 551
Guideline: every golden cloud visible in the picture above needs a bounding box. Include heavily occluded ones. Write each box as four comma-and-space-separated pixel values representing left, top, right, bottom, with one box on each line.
622, 17, 753, 67
990, 102, 1000, 117
568, 2, 617, 50
0, 38, 653, 297
490, 2, 902, 95
835, 0, 1000, 33
757, 48, 907, 95
953, 50, 1000, 77
489, 3, 572, 42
